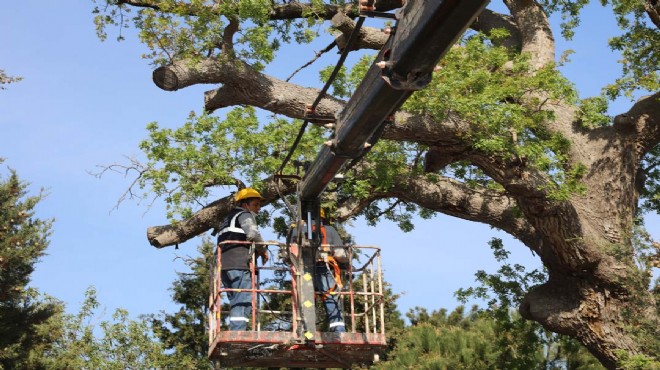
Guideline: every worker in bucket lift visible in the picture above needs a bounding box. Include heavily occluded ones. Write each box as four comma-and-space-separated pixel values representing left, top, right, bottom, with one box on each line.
217, 188, 269, 331
291, 209, 347, 333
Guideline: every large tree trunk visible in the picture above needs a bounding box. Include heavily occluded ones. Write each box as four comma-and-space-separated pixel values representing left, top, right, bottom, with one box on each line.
517, 94, 660, 368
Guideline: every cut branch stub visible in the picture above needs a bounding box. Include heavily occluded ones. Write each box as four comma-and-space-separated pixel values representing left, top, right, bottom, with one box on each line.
153, 66, 180, 91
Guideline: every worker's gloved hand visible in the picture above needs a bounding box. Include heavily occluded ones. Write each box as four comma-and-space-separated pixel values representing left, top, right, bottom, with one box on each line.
259, 252, 269, 265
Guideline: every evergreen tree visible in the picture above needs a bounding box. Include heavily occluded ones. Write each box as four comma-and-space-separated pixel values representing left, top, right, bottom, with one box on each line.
376, 305, 503, 370
147, 238, 214, 369
379, 305, 605, 370
0, 160, 61, 369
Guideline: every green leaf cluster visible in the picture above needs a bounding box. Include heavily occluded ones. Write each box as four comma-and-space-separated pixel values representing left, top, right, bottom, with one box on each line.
404, 31, 590, 199
455, 239, 546, 309
339, 139, 425, 231
407, 31, 576, 158
44, 287, 200, 369
92, 0, 329, 68
604, 0, 660, 99
138, 108, 326, 220
639, 146, 660, 215
535, 0, 658, 99
0, 69, 23, 90
577, 96, 611, 128
319, 54, 376, 100
616, 350, 660, 370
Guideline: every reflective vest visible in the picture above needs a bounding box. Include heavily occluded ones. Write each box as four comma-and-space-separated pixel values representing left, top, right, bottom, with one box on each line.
217, 208, 250, 270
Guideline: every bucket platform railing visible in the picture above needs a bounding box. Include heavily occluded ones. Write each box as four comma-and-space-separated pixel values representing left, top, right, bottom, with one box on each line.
208, 241, 386, 368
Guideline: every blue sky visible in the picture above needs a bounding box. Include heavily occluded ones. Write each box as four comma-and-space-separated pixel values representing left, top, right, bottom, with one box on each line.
2, 1, 657, 322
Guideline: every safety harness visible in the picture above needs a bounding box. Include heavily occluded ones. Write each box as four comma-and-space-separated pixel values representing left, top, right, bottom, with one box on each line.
313, 224, 343, 300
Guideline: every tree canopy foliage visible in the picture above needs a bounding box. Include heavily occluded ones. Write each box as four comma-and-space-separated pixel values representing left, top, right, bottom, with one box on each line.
37, 287, 199, 369
90, 0, 660, 368
377, 304, 606, 370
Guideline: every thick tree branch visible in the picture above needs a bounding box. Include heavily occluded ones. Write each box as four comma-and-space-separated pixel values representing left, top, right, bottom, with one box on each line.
520, 276, 641, 370
471, 9, 522, 51
203, 70, 344, 115
335, 166, 542, 252
411, 130, 608, 276
395, 110, 558, 204
467, 153, 551, 200
146, 177, 296, 248
152, 57, 345, 115
221, 16, 239, 54
394, 174, 537, 240
646, 0, 660, 29
116, 0, 404, 20
155, 59, 473, 150
463, 146, 612, 274
331, 8, 522, 53
613, 91, 660, 156
504, 0, 555, 70
331, 12, 390, 51
335, 168, 571, 273
268, 0, 404, 20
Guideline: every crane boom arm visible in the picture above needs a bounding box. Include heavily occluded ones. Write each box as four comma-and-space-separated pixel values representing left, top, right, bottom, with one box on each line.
299, 0, 489, 202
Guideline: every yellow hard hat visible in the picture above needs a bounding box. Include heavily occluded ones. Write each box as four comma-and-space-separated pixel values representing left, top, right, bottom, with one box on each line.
320, 209, 326, 219
235, 188, 263, 202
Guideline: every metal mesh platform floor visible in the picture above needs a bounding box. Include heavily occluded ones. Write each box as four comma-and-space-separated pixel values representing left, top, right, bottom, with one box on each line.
209, 331, 386, 368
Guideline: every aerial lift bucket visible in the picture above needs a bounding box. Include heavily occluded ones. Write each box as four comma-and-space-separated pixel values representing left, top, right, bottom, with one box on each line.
208, 241, 387, 368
